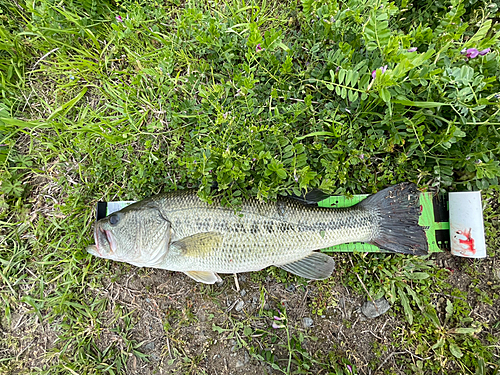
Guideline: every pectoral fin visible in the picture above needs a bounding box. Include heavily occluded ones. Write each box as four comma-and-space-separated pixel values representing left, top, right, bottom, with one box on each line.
278, 252, 335, 280
184, 271, 222, 284
173, 232, 223, 257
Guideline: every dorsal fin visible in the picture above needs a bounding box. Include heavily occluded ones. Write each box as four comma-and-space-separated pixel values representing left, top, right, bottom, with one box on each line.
288, 189, 331, 205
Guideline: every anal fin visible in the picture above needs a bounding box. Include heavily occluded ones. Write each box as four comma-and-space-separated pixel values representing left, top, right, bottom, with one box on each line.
184, 271, 222, 284
278, 252, 335, 280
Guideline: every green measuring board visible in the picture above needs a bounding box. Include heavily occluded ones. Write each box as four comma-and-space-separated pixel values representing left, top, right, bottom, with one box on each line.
318, 192, 449, 254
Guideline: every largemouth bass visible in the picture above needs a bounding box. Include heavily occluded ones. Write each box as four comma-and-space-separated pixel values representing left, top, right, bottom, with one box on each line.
87, 183, 428, 283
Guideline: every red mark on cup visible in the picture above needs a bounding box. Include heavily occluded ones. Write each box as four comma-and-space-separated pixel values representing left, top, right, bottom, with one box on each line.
455, 228, 476, 255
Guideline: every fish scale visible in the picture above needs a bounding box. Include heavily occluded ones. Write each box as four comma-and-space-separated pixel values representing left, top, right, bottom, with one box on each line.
152, 191, 374, 273
87, 183, 428, 284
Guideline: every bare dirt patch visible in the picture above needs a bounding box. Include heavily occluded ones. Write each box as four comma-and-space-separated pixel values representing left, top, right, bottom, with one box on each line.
2, 248, 499, 374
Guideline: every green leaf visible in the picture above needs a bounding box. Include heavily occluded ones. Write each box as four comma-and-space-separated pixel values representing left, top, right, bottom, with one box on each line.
348, 89, 358, 102
47, 87, 88, 121
380, 88, 391, 103
212, 324, 225, 333
277, 42, 289, 51
449, 342, 463, 358
431, 337, 445, 350
329, 69, 336, 81
363, 11, 391, 54
393, 99, 446, 108
341, 87, 347, 99
451, 327, 481, 334
276, 169, 287, 179
295, 131, 339, 140
346, 70, 353, 86
424, 305, 441, 328
398, 287, 413, 325
445, 299, 453, 319
405, 286, 423, 310
243, 326, 252, 336
407, 272, 430, 280
339, 69, 346, 84
464, 19, 492, 48
476, 357, 485, 375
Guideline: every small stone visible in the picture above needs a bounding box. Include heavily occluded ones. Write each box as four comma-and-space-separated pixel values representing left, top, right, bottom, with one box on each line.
239, 275, 247, 282
252, 296, 258, 305
230, 339, 238, 352
235, 300, 245, 312
150, 353, 160, 361
286, 284, 296, 293
240, 289, 247, 297
361, 297, 391, 319
144, 342, 155, 351
235, 360, 244, 368
302, 317, 314, 328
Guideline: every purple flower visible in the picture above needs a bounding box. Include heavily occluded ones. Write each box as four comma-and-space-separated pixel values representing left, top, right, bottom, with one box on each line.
294, 176, 299, 182
272, 322, 284, 329
359, 154, 365, 160
461, 47, 491, 58
371, 65, 388, 79
116, 15, 123, 22
465, 48, 479, 58
256, 44, 263, 52
252, 158, 256, 161
346, 364, 352, 373
273, 316, 283, 320
407, 47, 417, 52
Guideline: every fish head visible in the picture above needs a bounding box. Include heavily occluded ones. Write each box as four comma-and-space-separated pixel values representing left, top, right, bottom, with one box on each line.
87, 201, 171, 266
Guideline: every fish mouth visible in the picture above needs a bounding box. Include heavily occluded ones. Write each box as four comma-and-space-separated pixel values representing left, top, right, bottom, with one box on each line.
95, 221, 118, 255
88, 223, 117, 257
103, 228, 117, 254
86, 224, 102, 257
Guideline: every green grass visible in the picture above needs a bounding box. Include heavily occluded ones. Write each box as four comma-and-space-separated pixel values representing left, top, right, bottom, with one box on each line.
1, 0, 500, 373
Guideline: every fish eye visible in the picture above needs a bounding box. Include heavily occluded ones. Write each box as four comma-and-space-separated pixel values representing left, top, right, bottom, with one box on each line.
109, 214, 120, 226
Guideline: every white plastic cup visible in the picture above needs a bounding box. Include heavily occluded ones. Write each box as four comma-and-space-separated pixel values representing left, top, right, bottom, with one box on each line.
449, 191, 486, 258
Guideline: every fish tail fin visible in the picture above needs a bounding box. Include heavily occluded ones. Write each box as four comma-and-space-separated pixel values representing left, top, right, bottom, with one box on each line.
359, 183, 428, 255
